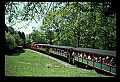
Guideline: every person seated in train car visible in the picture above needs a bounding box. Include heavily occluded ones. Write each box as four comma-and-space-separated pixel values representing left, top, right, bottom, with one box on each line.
106, 56, 110, 65
61, 49, 64, 53
80, 53, 83, 58
53, 48, 56, 51
102, 57, 106, 64
72, 51, 75, 59
77, 52, 80, 57
51, 48, 54, 53
64, 52, 67, 54
60, 49, 62, 52
88, 55, 91, 60
83, 54, 87, 59
58, 49, 61, 53
54, 48, 56, 51
64, 49, 67, 54
56, 48, 58, 52
74, 52, 77, 56
94, 56, 98, 62
52, 48, 55, 53
72, 51, 76, 56
98, 57, 102, 63
59, 49, 61, 52
110, 58, 116, 67
36, 45, 39, 48
72, 51, 75, 56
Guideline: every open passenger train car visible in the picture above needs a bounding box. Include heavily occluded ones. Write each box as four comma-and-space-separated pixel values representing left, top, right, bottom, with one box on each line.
28, 43, 116, 76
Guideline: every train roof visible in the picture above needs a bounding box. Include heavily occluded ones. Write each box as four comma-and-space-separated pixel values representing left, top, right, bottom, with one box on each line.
49, 45, 116, 57
74, 47, 116, 57
36, 44, 116, 57
49, 45, 74, 49
36, 44, 49, 46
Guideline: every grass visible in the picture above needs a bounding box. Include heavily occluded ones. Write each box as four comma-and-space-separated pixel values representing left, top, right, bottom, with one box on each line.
5, 49, 114, 77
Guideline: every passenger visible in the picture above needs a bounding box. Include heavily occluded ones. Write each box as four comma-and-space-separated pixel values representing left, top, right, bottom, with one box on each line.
94, 56, 98, 62
80, 53, 83, 58
88, 55, 91, 60
110, 58, 113, 66
98, 57, 102, 62
64, 50, 67, 54
84, 54, 87, 59
72, 51, 75, 56
74, 52, 77, 56
78, 53, 80, 57
106, 56, 110, 65
102, 57, 106, 63
37, 45, 38, 48
110, 58, 116, 66
62, 49, 64, 53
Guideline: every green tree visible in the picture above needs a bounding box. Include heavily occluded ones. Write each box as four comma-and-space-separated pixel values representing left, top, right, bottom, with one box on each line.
13, 31, 21, 45
5, 2, 116, 51
5, 31, 17, 49
29, 30, 46, 44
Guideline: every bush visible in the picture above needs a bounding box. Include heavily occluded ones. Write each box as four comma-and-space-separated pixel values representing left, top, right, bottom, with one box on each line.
5, 31, 17, 49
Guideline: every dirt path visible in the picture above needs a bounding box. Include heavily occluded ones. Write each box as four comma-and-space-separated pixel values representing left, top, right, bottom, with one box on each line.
25, 49, 77, 68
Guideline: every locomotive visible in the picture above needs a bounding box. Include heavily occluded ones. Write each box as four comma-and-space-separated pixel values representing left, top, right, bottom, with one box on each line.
27, 43, 116, 76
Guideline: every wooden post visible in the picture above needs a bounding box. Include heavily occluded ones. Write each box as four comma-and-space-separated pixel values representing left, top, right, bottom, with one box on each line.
82, 52, 83, 63
92, 54, 94, 68
100, 58, 102, 70
87, 56, 88, 65
108, 59, 111, 74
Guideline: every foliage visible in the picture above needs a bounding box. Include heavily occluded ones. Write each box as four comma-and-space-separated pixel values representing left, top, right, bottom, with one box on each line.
5, 31, 17, 49
5, 2, 116, 51
5, 24, 26, 51
28, 30, 46, 44
13, 31, 21, 45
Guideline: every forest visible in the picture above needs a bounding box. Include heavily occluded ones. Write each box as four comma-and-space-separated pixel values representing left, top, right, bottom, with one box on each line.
5, 2, 116, 51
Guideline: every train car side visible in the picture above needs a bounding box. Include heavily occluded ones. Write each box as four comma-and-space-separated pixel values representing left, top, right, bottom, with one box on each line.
28, 43, 116, 76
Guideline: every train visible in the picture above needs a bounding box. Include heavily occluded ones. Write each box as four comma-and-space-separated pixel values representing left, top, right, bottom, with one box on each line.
26, 42, 116, 76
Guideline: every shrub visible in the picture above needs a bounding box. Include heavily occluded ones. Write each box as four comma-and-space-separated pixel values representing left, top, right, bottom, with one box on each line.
5, 31, 17, 49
